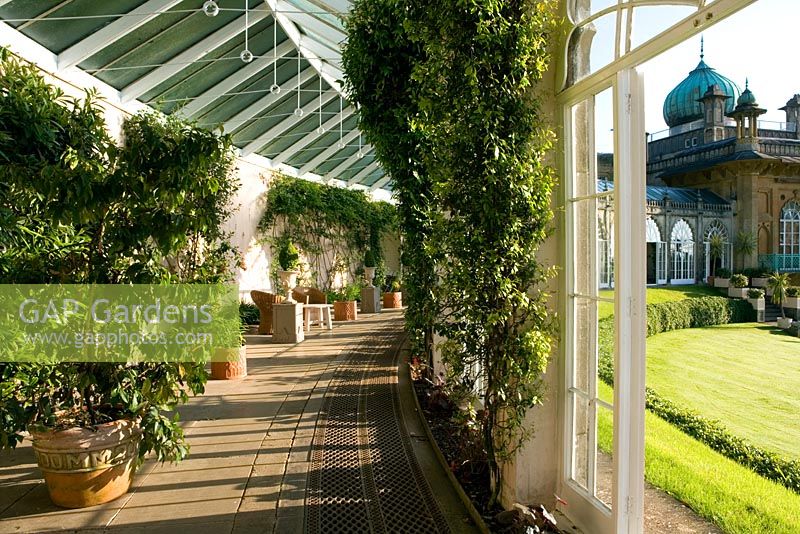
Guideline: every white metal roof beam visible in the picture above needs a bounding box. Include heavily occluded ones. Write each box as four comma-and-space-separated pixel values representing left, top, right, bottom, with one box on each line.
298, 127, 360, 174
328, 146, 373, 177
264, 0, 343, 95
222, 66, 316, 133
302, 0, 350, 14
120, 9, 269, 102
272, 106, 355, 164
179, 39, 295, 118
57, 0, 183, 70
241, 88, 338, 156
369, 175, 391, 192
347, 161, 381, 186
282, 8, 346, 45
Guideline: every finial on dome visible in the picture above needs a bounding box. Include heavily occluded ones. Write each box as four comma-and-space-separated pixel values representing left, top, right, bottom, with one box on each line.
700, 36, 704, 60
745, 78, 749, 90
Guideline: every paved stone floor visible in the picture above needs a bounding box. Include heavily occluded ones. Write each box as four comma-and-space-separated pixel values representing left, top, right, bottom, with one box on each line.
0, 311, 479, 534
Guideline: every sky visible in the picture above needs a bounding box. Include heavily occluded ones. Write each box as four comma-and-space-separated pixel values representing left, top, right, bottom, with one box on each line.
592, 0, 800, 152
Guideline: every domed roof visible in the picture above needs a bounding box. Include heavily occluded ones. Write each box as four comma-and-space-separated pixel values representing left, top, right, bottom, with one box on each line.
663, 49, 740, 128
737, 80, 757, 106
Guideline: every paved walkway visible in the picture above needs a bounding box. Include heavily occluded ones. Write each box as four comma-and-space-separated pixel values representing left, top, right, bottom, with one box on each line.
0, 311, 479, 534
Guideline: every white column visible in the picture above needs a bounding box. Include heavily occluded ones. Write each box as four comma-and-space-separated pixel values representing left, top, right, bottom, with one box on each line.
612, 68, 646, 534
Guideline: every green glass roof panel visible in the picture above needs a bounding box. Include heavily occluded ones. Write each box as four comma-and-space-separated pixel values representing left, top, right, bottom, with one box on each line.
285, 0, 345, 30
282, 112, 358, 166
4, 0, 146, 54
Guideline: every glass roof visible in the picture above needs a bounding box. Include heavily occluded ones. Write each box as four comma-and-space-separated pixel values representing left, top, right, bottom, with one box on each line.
0, 0, 388, 192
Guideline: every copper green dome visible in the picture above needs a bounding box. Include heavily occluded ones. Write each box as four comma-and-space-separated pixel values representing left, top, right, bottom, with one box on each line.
663, 55, 740, 128
737, 80, 757, 106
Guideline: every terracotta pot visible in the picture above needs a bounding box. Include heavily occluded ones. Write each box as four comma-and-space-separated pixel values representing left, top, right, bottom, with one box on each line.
210, 346, 247, 380
333, 300, 357, 321
30, 418, 142, 508
383, 292, 402, 309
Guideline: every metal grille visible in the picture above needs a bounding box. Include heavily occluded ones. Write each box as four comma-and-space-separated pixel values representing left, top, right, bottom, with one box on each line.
306, 319, 450, 534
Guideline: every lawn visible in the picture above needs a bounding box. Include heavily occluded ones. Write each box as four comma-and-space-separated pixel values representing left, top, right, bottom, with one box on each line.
647, 323, 800, 459
598, 284, 720, 319
597, 381, 800, 534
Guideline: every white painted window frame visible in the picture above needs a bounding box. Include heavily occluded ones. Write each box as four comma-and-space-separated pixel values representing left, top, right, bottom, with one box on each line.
556, 2, 758, 533
780, 200, 800, 256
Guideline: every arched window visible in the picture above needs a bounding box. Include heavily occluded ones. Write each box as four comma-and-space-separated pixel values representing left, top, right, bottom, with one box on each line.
646, 217, 661, 242
780, 200, 800, 255
704, 220, 731, 279
670, 219, 695, 284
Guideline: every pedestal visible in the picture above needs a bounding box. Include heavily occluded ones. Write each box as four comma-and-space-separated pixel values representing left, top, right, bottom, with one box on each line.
360, 286, 381, 313
272, 303, 305, 343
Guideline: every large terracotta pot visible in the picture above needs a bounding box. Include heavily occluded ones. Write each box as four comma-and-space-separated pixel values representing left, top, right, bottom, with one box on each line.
383, 291, 402, 309
333, 300, 357, 321
210, 346, 247, 380
30, 418, 142, 508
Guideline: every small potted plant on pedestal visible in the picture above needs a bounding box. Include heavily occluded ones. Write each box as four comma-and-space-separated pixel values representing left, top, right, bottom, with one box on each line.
363, 249, 377, 287
747, 288, 766, 322
727, 273, 749, 299
784, 286, 800, 320
768, 272, 793, 329
714, 268, 732, 288
277, 239, 301, 303
707, 234, 725, 285
383, 275, 403, 309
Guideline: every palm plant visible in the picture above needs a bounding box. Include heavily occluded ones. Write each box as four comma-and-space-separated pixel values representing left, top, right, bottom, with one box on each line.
708, 234, 725, 277
767, 271, 791, 319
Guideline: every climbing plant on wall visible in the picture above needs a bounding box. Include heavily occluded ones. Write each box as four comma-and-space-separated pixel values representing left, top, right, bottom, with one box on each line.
342, 0, 438, 363
344, 0, 558, 506
258, 175, 397, 290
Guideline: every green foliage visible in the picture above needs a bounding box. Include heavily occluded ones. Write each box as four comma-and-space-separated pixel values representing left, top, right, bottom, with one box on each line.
743, 267, 769, 279
731, 273, 749, 288
768, 272, 791, 317
716, 268, 732, 279
0, 49, 238, 462
326, 283, 362, 303
646, 389, 800, 495
747, 288, 765, 299
735, 230, 757, 257
277, 238, 300, 271
345, 0, 558, 506
342, 0, 438, 362
645, 297, 755, 337
239, 301, 260, 326
259, 175, 397, 289
708, 234, 725, 277
786, 287, 799, 298
363, 248, 376, 268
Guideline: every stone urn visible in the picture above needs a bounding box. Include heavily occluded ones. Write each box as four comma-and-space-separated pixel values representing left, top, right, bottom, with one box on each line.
364, 267, 376, 287
333, 300, 358, 321
210, 345, 247, 380
278, 270, 300, 303
777, 316, 794, 329
30, 418, 142, 508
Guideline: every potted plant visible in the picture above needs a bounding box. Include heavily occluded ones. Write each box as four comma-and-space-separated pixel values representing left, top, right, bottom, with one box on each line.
784, 286, 800, 320
2, 362, 207, 508
363, 249, 377, 287
750, 267, 770, 288
330, 283, 360, 321
747, 288, 766, 322
714, 268, 732, 288
707, 234, 725, 285
768, 272, 793, 328
210, 321, 248, 380
383, 275, 403, 309
727, 273, 749, 299
277, 238, 301, 303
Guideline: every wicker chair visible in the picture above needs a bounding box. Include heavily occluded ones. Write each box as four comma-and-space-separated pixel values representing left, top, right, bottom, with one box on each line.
250, 290, 284, 335
292, 286, 328, 305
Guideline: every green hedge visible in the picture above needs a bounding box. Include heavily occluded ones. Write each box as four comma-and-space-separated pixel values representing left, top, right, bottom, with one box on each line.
645, 297, 755, 337
599, 297, 800, 495
646, 389, 800, 494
